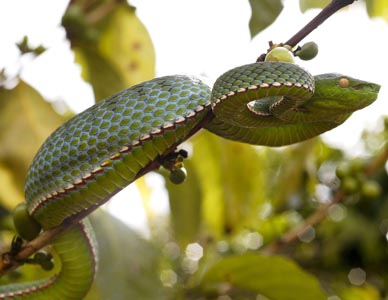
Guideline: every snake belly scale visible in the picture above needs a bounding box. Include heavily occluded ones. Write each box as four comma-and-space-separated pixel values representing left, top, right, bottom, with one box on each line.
0, 62, 380, 299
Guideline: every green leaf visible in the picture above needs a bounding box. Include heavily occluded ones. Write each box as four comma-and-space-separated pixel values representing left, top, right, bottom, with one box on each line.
299, 0, 330, 13
165, 159, 202, 246
248, 0, 283, 38
87, 211, 167, 300
199, 253, 327, 300
263, 141, 318, 208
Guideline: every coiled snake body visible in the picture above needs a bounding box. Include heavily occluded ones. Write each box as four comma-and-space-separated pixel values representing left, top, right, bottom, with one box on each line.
0, 62, 380, 299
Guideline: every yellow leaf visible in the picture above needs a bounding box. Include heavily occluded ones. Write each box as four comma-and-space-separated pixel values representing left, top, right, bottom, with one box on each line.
67, 3, 155, 102
191, 131, 266, 236
0, 164, 24, 209
367, 0, 388, 22
165, 159, 202, 246
339, 284, 380, 300
136, 176, 154, 222
98, 5, 155, 88
0, 81, 66, 205
74, 46, 127, 102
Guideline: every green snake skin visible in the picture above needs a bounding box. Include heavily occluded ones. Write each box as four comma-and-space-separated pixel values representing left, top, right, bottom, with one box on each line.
25, 75, 211, 229
210, 62, 314, 128
0, 220, 97, 300
206, 69, 380, 146
0, 62, 380, 299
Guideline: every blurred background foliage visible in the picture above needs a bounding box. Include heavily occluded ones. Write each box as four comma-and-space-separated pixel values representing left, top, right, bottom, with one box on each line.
0, 0, 387, 299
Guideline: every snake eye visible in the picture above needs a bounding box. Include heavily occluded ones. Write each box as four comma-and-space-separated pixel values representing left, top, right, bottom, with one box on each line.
339, 77, 350, 88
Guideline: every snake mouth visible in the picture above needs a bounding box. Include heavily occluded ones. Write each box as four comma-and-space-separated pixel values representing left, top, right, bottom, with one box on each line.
246, 96, 284, 117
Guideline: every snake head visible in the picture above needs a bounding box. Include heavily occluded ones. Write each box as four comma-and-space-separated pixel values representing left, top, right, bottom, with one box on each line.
311, 73, 380, 115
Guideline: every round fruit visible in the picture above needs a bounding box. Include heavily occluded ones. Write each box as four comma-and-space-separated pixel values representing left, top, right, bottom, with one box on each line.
361, 180, 382, 199
349, 157, 366, 173
295, 42, 318, 60
341, 177, 359, 195
169, 168, 187, 184
336, 162, 351, 179
265, 47, 295, 63
12, 203, 41, 241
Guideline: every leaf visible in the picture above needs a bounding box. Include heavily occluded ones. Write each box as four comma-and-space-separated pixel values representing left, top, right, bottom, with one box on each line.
263, 140, 318, 208
16, 35, 46, 56
248, 0, 283, 38
0, 81, 66, 207
366, 0, 388, 22
165, 158, 202, 246
87, 210, 167, 300
190, 131, 266, 236
98, 5, 155, 91
299, 0, 330, 13
63, 3, 155, 102
0, 164, 24, 209
74, 46, 127, 102
199, 253, 327, 300
338, 284, 380, 300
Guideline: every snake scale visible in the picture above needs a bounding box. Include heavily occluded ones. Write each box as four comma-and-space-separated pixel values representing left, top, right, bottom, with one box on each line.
0, 61, 380, 299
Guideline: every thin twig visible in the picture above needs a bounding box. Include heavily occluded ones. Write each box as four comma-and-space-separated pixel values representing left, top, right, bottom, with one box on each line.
265, 144, 388, 253
285, 0, 356, 47
264, 192, 345, 253
257, 0, 356, 61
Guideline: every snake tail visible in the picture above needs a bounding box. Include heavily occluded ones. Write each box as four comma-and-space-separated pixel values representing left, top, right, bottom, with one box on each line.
0, 220, 97, 300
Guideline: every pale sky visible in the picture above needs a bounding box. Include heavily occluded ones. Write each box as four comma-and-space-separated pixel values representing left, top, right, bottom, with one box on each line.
0, 0, 387, 232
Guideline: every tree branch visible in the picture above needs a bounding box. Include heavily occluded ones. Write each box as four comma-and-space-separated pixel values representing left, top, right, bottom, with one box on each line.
265, 144, 388, 254
285, 0, 356, 48
257, 0, 357, 61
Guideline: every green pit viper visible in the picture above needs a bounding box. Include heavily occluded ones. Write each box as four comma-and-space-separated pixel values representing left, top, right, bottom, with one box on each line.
0, 61, 380, 299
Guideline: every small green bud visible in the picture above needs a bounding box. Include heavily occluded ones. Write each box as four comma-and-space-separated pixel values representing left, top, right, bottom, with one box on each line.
169, 168, 187, 184
295, 42, 318, 61
33, 45, 46, 55
361, 180, 382, 199
349, 157, 366, 173
13, 203, 41, 241
40, 260, 54, 271
335, 162, 351, 179
33, 252, 54, 270
341, 177, 359, 195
